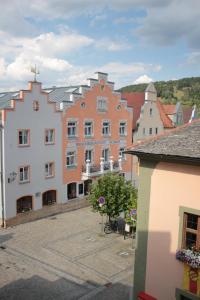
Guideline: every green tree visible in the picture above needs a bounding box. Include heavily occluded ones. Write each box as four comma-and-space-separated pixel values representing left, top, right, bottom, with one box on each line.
88, 173, 137, 222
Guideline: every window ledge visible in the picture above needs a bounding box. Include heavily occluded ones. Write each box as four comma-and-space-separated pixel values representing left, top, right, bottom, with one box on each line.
66, 165, 77, 169
18, 144, 30, 147
19, 180, 30, 184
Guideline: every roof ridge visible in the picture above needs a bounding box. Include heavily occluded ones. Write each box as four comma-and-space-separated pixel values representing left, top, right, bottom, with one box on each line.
127, 118, 200, 150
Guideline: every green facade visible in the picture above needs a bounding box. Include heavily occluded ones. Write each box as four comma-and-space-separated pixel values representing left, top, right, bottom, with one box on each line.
133, 159, 157, 299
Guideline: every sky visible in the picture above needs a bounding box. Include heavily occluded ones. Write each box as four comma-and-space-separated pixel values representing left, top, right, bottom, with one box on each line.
0, 0, 200, 91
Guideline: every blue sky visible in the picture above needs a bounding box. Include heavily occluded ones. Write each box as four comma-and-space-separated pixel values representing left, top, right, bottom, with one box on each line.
0, 0, 200, 90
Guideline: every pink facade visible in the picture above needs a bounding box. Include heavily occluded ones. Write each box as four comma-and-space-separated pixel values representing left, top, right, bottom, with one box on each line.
145, 162, 200, 300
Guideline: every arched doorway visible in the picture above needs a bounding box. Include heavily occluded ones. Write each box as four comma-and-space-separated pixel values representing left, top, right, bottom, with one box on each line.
84, 179, 92, 195
42, 190, 56, 206
17, 196, 32, 214
67, 183, 77, 200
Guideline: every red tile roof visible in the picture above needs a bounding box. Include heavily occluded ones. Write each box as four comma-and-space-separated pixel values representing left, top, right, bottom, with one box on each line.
162, 104, 176, 115
122, 92, 145, 129
183, 107, 193, 124
156, 100, 174, 129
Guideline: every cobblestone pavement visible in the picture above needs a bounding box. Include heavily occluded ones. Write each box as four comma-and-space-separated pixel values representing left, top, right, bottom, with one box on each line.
0, 207, 135, 300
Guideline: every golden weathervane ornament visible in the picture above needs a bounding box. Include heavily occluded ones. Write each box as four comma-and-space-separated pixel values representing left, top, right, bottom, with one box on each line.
31, 64, 40, 81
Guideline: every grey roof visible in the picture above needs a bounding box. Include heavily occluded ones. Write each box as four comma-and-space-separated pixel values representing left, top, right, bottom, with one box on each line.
0, 91, 20, 109
126, 120, 200, 162
43, 86, 80, 103
0, 86, 81, 109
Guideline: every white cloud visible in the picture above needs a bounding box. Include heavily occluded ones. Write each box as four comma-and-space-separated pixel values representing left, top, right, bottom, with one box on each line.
135, 1, 200, 49
90, 14, 107, 26
134, 74, 153, 84
95, 38, 131, 51
100, 62, 161, 75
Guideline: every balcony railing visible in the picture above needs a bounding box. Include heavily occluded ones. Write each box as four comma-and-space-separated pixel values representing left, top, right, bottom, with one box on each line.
81, 157, 122, 180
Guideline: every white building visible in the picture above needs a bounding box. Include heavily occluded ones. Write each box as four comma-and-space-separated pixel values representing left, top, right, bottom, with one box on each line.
0, 81, 63, 226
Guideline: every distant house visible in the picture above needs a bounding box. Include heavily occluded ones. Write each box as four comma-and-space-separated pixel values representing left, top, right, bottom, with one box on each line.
126, 120, 200, 300
122, 83, 164, 143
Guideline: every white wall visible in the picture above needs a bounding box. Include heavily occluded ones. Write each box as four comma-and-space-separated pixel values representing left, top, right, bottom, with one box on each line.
3, 82, 64, 219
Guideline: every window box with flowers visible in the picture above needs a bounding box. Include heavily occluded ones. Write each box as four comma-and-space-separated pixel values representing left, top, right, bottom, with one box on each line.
176, 248, 200, 269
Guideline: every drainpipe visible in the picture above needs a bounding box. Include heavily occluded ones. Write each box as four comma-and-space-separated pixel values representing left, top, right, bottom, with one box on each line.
0, 124, 5, 228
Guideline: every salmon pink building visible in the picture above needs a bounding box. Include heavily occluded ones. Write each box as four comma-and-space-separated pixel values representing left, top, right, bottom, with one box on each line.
127, 120, 200, 300
60, 72, 133, 200
0, 72, 133, 226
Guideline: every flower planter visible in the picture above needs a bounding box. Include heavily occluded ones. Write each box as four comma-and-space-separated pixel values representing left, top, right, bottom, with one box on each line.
176, 249, 200, 269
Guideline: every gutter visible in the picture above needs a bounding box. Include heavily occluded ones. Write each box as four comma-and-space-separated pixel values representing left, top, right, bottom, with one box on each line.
125, 150, 200, 166
0, 124, 5, 227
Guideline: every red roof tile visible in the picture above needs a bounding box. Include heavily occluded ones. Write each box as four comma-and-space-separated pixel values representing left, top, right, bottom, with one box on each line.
162, 104, 176, 115
122, 92, 145, 129
157, 100, 174, 128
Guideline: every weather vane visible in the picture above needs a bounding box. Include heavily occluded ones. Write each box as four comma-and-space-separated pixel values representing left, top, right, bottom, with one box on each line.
31, 64, 40, 81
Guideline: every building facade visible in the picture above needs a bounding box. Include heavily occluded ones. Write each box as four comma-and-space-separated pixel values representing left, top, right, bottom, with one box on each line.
0, 81, 63, 226
127, 120, 200, 300
0, 72, 133, 226
61, 72, 133, 201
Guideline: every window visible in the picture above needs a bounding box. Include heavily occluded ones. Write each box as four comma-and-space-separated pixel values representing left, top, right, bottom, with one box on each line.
150, 108, 153, 116
143, 128, 145, 135
45, 162, 54, 178
155, 127, 158, 134
18, 130, 29, 146
78, 183, 84, 195
149, 128, 152, 135
84, 121, 93, 137
102, 121, 110, 136
19, 166, 30, 183
17, 196, 32, 214
45, 129, 54, 144
33, 100, 39, 111
119, 122, 127, 136
119, 147, 126, 160
85, 149, 93, 163
67, 121, 77, 137
102, 148, 109, 162
182, 213, 200, 250
97, 99, 107, 111
66, 151, 76, 167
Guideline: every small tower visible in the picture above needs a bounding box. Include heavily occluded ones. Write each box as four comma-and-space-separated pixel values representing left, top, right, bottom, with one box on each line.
145, 82, 157, 102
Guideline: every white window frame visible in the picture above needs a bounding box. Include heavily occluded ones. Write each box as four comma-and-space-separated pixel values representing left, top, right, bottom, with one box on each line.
119, 147, 126, 160
45, 162, 54, 178
19, 166, 30, 183
84, 121, 93, 137
67, 121, 77, 138
102, 121, 110, 136
45, 129, 54, 144
102, 148, 109, 162
19, 129, 29, 146
119, 121, 127, 136
66, 151, 76, 167
85, 149, 93, 163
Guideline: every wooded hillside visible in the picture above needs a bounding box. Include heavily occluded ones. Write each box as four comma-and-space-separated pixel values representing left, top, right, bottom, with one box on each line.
119, 77, 200, 112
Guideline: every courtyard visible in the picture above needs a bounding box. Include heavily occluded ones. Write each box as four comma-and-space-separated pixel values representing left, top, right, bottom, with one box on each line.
0, 207, 135, 300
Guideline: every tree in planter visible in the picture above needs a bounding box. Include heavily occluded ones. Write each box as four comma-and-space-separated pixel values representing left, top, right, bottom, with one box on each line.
88, 172, 137, 222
